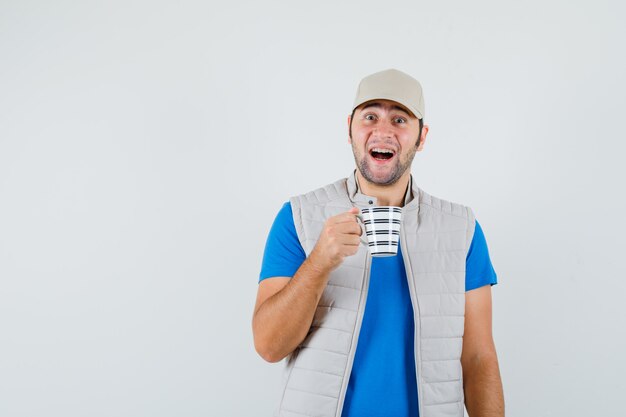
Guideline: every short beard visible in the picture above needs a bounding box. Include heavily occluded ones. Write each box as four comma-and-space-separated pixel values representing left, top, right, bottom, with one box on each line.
352, 141, 417, 186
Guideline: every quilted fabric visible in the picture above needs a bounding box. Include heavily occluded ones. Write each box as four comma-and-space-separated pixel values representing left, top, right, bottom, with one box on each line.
275, 172, 475, 417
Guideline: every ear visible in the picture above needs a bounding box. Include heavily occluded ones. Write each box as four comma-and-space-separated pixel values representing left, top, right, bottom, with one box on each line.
417, 123, 429, 151
347, 114, 352, 144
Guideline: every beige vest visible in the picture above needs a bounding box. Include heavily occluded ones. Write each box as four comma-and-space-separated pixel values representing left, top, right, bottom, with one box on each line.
275, 172, 475, 417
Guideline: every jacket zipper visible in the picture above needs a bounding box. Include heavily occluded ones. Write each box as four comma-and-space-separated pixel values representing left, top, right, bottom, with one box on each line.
401, 228, 423, 417
335, 250, 372, 417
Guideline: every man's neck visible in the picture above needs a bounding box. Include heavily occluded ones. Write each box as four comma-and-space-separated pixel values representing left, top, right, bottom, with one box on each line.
355, 171, 411, 207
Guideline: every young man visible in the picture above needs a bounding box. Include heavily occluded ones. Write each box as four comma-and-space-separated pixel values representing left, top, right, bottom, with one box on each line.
253, 69, 504, 417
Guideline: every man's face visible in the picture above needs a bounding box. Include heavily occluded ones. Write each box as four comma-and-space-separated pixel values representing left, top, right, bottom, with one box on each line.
348, 99, 427, 186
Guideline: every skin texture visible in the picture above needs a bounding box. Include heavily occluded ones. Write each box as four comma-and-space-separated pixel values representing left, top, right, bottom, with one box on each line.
349, 100, 424, 186
348, 100, 428, 206
462, 285, 505, 416
252, 99, 504, 416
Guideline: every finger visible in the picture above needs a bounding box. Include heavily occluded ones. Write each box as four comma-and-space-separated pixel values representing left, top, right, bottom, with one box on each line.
341, 240, 362, 256
336, 234, 362, 246
343, 245, 360, 256
333, 211, 361, 224
334, 221, 363, 235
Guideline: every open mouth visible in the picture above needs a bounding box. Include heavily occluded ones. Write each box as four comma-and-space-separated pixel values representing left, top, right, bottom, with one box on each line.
369, 148, 395, 161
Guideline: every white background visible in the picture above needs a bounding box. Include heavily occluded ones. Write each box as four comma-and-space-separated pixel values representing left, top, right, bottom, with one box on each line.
1, 1, 625, 416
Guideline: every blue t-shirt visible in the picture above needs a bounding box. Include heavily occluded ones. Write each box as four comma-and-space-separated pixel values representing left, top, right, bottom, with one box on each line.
259, 202, 498, 417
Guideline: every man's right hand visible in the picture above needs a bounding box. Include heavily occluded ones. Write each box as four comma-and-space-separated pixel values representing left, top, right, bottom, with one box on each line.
253, 207, 364, 362
309, 207, 363, 273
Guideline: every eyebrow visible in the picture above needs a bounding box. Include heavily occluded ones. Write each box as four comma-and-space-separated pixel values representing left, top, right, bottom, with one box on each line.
360, 102, 411, 116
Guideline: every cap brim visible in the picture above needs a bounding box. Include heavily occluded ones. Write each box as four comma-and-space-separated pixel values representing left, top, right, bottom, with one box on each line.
353, 95, 422, 119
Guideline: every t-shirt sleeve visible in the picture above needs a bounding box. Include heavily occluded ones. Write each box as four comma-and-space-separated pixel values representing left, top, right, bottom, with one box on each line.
465, 220, 498, 292
258, 202, 307, 283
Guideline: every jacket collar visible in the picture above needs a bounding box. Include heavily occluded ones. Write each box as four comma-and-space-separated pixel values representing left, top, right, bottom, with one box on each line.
346, 169, 419, 211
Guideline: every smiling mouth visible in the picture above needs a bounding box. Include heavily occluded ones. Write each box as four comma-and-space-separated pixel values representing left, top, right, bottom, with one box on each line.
369, 148, 395, 161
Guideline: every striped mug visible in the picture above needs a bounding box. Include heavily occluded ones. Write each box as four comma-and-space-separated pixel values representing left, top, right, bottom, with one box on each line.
357, 206, 402, 257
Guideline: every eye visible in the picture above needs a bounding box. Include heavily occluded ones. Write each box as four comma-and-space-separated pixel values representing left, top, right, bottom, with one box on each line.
394, 117, 407, 124
364, 114, 376, 121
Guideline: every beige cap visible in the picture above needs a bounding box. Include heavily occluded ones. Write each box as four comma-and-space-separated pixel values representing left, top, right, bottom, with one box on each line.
352, 68, 425, 119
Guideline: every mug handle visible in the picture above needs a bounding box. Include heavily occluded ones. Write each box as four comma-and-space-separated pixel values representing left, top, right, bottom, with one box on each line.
355, 212, 368, 246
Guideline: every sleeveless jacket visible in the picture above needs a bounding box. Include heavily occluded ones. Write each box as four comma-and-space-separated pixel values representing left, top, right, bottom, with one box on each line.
275, 171, 476, 417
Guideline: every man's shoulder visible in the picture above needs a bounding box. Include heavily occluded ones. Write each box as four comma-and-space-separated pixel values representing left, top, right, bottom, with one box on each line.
290, 177, 350, 208
417, 187, 474, 220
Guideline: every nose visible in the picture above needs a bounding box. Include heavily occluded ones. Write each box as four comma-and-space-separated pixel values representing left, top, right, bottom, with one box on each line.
373, 118, 394, 138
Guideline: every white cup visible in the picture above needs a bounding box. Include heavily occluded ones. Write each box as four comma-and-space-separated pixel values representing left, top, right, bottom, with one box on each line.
357, 206, 402, 257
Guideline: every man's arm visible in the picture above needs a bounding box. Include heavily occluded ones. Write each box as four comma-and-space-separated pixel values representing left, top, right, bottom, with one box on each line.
252, 259, 328, 363
461, 285, 505, 417
252, 208, 362, 363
